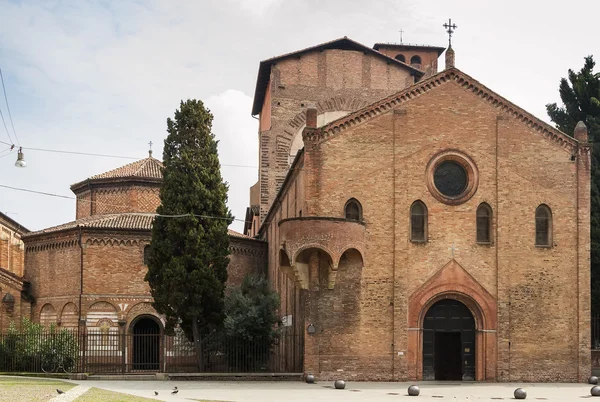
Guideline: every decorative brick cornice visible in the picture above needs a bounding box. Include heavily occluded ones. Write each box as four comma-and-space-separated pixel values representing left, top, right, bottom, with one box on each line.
85, 237, 144, 246
230, 245, 267, 258
26, 239, 79, 253
306, 68, 578, 153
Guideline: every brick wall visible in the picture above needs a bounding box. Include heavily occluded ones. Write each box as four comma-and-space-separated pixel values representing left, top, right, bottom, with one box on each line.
0, 272, 31, 331
227, 237, 268, 288
76, 184, 160, 218
257, 48, 417, 222
262, 71, 590, 381
24, 228, 270, 331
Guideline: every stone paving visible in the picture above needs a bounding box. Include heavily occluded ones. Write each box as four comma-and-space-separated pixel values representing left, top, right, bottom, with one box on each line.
72, 380, 600, 401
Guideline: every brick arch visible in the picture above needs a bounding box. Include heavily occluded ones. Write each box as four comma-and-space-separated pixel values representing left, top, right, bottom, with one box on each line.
87, 301, 119, 327
126, 302, 161, 330
293, 244, 335, 267
59, 302, 78, 328
407, 260, 497, 381
39, 303, 57, 328
336, 247, 365, 268
283, 97, 370, 163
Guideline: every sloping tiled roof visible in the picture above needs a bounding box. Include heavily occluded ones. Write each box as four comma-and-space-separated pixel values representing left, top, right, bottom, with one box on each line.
372, 43, 446, 55
23, 213, 155, 237
309, 67, 578, 153
89, 157, 163, 180
251, 37, 425, 115
23, 212, 253, 240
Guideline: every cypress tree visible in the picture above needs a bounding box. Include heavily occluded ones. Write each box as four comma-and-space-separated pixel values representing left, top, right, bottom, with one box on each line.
145, 99, 232, 369
546, 56, 600, 313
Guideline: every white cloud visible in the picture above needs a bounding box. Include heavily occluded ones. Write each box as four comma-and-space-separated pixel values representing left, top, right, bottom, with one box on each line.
206, 89, 258, 232
227, 0, 282, 16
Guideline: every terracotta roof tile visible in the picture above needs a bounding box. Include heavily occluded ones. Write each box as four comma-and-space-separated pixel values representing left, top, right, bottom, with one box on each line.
23, 213, 155, 237
89, 157, 163, 180
24, 213, 255, 241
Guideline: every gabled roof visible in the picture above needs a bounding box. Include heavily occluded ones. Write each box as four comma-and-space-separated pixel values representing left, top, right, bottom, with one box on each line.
23, 212, 253, 240
71, 156, 163, 192
0, 211, 29, 234
373, 43, 446, 56
309, 67, 578, 153
251, 37, 425, 116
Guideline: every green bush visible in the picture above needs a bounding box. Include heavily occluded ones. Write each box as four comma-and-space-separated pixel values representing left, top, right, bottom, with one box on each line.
219, 274, 281, 371
0, 318, 79, 372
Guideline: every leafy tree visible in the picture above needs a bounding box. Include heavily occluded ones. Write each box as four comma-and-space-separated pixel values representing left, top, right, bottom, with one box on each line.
145, 99, 232, 369
546, 56, 600, 313
221, 274, 281, 371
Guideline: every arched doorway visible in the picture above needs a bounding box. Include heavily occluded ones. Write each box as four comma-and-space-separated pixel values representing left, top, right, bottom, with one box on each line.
423, 299, 475, 381
132, 316, 160, 371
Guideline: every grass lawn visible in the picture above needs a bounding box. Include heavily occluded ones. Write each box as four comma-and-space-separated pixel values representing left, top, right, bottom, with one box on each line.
0, 376, 75, 401
74, 388, 231, 401
75, 387, 158, 401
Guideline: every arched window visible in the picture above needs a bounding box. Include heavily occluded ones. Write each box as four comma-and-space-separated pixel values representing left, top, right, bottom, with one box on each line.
143, 245, 150, 265
410, 55, 422, 67
410, 201, 427, 242
344, 198, 362, 221
535, 205, 552, 246
476, 203, 492, 244
395, 54, 406, 62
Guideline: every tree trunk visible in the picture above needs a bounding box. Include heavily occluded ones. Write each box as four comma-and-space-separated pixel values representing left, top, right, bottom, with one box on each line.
191, 315, 203, 371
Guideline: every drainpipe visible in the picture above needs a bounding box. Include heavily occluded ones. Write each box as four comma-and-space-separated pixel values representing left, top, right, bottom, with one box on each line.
78, 226, 84, 326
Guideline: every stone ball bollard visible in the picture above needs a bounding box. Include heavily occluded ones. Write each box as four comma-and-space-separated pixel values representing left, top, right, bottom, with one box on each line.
592, 386, 600, 396
408, 385, 420, 396
514, 388, 527, 399
305, 374, 315, 384
590, 376, 599, 385
334, 379, 346, 389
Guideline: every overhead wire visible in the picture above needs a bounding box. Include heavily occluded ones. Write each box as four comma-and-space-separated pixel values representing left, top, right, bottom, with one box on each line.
0, 183, 253, 225
0, 104, 13, 145
12, 146, 259, 168
0, 68, 19, 146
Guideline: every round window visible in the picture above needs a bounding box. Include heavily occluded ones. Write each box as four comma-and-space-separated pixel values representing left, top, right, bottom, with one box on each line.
433, 161, 468, 197
426, 151, 478, 205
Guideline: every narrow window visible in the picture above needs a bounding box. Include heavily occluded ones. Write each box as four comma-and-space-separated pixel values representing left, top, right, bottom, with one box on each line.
395, 54, 406, 62
410, 201, 427, 242
535, 205, 552, 246
344, 199, 362, 221
410, 55, 422, 67
143, 245, 150, 265
476, 203, 492, 243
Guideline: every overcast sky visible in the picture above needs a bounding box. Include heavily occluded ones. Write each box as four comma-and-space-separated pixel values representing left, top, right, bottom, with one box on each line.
0, 0, 598, 233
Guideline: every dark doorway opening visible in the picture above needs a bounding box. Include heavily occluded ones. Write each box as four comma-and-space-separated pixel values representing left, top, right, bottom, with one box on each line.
132, 317, 160, 371
434, 332, 462, 380
423, 299, 475, 381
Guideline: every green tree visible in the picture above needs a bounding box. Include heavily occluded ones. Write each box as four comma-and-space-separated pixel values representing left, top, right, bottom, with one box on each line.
145, 99, 232, 369
221, 274, 281, 370
546, 56, 600, 313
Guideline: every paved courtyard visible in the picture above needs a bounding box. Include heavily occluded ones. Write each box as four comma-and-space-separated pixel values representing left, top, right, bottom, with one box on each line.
70, 380, 600, 401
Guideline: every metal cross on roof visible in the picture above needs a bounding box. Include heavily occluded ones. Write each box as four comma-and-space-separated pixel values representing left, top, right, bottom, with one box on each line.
399, 29, 404, 44
443, 18, 457, 47
148, 141, 153, 157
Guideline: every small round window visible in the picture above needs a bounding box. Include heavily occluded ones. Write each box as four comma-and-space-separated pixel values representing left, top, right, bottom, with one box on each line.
433, 161, 468, 197
426, 151, 478, 205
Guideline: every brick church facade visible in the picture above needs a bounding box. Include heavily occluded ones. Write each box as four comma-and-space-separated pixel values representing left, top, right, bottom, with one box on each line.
0, 36, 591, 382
244, 38, 591, 382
